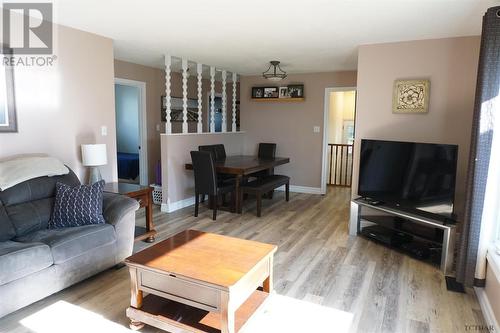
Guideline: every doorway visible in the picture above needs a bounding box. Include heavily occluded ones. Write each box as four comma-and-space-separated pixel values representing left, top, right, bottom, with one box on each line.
207, 93, 223, 132
114, 78, 148, 185
321, 87, 356, 194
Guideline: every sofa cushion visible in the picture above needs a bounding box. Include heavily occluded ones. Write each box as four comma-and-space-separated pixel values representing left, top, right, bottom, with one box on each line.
0, 241, 53, 285
49, 180, 105, 229
0, 169, 80, 238
16, 224, 116, 264
5, 198, 55, 237
0, 205, 16, 241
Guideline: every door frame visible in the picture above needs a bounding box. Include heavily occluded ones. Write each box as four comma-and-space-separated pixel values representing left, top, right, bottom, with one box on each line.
321, 86, 357, 195
114, 78, 148, 186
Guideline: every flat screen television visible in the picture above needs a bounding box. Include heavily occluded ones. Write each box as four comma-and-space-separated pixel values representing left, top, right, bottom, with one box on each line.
358, 139, 458, 222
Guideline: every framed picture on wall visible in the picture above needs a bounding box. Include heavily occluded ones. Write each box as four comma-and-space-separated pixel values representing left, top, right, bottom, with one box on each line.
263, 87, 278, 98
279, 86, 289, 98
287, 84, 304, 98
0, 47, 17, 133
392, 79, 430, 114
252, 87, 264, 98
161, 96, 199, 122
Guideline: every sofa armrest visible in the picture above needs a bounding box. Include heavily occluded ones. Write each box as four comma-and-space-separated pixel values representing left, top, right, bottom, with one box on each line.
102, 193, 139, 263
103, 192, 139, 226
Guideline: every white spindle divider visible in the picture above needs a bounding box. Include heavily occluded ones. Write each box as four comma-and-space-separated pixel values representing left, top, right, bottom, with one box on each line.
232, 73, 237, 132
163, 56, 239, 135
221, 70, 227, 132
164, 55, 172, 134
197, 63, 203, 133
210, 66, 215, 132
181, 58, 188, 134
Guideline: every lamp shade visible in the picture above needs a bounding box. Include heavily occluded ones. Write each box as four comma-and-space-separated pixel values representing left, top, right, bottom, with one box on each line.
81, 144, 107, 166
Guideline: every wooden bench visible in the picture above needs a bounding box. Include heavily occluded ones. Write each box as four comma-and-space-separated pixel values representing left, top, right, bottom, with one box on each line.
240, 175, 290, 217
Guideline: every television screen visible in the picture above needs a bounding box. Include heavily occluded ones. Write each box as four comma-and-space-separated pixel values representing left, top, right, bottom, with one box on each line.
358, 139, 458, 221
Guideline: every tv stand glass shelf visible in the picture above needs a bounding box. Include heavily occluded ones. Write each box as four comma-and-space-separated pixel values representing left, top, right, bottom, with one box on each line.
350, 197, 456, 275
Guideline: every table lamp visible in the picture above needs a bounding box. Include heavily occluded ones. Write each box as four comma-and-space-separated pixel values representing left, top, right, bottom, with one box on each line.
81, 144, 107, 184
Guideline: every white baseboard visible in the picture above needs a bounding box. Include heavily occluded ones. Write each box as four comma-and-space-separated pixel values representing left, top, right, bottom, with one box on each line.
161, 196, 195, 213
161, 185, 323, 213
474, 287, 500, 333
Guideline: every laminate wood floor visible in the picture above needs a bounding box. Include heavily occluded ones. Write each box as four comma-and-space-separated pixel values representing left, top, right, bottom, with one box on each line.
0, 187, 485, 333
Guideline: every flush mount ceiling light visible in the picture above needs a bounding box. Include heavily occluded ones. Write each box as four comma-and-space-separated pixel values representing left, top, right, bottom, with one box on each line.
262, 61, 287, 81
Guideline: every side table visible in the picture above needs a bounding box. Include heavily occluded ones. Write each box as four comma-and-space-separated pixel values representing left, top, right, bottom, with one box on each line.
104, 182, 157, 243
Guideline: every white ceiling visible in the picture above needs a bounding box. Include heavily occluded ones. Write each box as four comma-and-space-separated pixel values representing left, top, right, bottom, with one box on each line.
51, 0, 499, 75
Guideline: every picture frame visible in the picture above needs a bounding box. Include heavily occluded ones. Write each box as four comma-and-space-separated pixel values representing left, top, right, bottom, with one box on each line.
252, 87, 264, 99
263, 87, 278, 98
392, 79, 430, 114
287, 84, 304, 98
279, 86, 289, 98
0, 47, 17, 133
161, 96, 199, 122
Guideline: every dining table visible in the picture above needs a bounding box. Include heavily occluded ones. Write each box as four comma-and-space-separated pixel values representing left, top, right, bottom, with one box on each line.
185, 155, 290, 214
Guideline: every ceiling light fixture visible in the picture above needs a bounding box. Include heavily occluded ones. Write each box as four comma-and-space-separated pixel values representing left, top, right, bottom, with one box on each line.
262, 61, 287, 81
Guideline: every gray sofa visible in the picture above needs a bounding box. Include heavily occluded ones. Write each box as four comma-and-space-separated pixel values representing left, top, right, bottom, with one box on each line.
0, 168, 139, 318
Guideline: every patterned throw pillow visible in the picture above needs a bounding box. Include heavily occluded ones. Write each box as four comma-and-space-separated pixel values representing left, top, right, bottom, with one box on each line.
49, 180, 106, 229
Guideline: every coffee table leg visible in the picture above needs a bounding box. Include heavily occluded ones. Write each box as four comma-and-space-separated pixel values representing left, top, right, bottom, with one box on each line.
221, 292, 235, 333
263, 256, 274, 293
129, 267, 145, 330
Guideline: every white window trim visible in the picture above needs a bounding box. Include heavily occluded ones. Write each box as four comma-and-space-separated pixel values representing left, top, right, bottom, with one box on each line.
487, 244, 500, 281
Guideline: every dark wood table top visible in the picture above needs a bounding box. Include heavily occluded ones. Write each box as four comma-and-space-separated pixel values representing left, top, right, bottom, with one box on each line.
125, 229, 277, 288
185, 155, 290, 175
103, 182, 151, 196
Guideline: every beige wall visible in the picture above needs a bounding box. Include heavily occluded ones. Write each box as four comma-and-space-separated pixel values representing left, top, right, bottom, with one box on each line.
240, 71, 357, 189
0, 24, 117, 182
114, 60, 240, 184
160, 132, 245, 206
352, 37, 480, 220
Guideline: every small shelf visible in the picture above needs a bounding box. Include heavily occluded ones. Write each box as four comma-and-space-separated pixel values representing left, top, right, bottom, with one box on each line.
361, 215, 444, 245
359, 227, 442, 266
251, 98, 305, 102
126, 290, 268, 333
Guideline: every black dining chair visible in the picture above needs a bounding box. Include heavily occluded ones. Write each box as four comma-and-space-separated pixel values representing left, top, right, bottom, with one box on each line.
198, 145, 217, 159
198, 144, 226, 161
199, 144, 234, 186
255, 143, 278, 198
254, 143, 277, 178
213, 144, 227, 160
190, 151, 235, 220
197, 145, 217, 203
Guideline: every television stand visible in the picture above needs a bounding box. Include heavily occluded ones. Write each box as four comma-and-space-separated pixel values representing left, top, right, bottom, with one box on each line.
350, 198, 456, 275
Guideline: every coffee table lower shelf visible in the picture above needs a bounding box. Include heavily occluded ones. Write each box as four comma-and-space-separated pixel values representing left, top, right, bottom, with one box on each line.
126, 290, 269, 333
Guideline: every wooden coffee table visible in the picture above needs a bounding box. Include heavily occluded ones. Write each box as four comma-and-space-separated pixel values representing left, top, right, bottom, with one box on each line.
125, 230, 277, 333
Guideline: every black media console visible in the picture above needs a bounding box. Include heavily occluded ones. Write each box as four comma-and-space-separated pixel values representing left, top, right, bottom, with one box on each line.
349, 197, 456, 274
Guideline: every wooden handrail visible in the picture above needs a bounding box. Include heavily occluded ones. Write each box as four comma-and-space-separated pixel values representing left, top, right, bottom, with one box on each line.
327, 143, 353, 187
